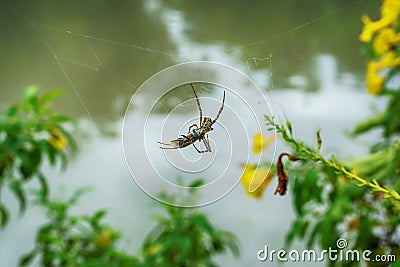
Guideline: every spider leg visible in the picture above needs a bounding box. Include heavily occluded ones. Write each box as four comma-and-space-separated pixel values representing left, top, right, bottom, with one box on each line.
212, 90, 226, 125
191, 137, 211, 153
158, 142, 180, 149
202, 135, 212, 152
192, 143, 203, 153
192, 143, 209, 153
188, 123, 199, 133
158, 141, 172, 146
191, 83, 202, 126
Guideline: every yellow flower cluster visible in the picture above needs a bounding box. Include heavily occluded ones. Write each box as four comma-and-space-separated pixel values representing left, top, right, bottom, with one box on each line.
145, 244, 162, 256
94, 230, 113, 248
241, 132, 275, 199
48, 127, 68, 151
360, 0, 400, 95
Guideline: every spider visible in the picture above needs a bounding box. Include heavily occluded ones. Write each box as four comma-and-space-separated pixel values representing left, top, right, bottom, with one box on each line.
158, 83, 226, 153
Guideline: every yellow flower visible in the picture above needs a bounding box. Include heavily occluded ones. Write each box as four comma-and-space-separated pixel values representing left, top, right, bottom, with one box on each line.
252, 133, 275, 154
94, 230, 113, 248
146, 244, 162, 256
373, 28, 400, 55
379, 51, 400, 68
359, 0, 400, 43
240, 164, 274, 199
366, 61, 385, 96
359, 15, 393, 43
381, 0, 400, 23
48, 127, 68, 151
365, 52, 400, 95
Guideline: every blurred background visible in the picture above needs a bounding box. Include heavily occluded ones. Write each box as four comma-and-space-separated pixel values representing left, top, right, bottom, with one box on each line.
0, 0, 382, 266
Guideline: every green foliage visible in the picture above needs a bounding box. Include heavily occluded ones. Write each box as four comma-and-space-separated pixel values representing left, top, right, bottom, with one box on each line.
0, 85, 76, 228
20, 179, 240, 267
266, 115, 400, 266
269, 3, 400, 266
19, 187, 139, 267
141, 203, 240, 267
2, 87, 240, 266
139, 178, 240, 267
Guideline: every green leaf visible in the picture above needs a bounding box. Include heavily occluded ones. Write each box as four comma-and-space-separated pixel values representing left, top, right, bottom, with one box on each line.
188, 179, 205, 194
23, 85, 40, 111
221, 231, 241, 258
10, 181, 27, 213
285, 218, 309, 246
18, 249, 38, 266
93, 209, 107, 222
142, 224, 164, 249
6, 105, 18, 118
0, 203, 9, 228
320, 217, 339, 248
188, 179, 205, 188
52, 115, 73, 124
150, 214, 168, 223
19, 146, 42, 179
28, 188, 47, 205
37, 173, 49, 201
46, 143, 57, 166
58, 126, 77, 153
23, 84, 40, 102
37, 225, 53, 242
341, 183, 365, 201
90, 209, 108, 228
291, 168, 322, 216
307, 221, 322, 248
175, 236, 192, 259
191, 213, 214, 235
355, 215, 379, 249
392, 259, 400, 267
59, 151, 68, 171
329, 197, 349, 221
41, 90, 64, 105
69, 186, 93, 205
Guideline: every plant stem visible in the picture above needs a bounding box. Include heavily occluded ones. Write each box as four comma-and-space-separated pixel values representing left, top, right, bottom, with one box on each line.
266, 116, 400, 210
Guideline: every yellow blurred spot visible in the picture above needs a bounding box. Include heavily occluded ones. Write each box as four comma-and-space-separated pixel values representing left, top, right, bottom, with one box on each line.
94, 230, 113, 248
347, 218, 360, 231
338, 176, 348, 185
252, 132, 275, 154
48, 127, 68, 151
241, 164, 274, 199
146, 244, 162, 256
